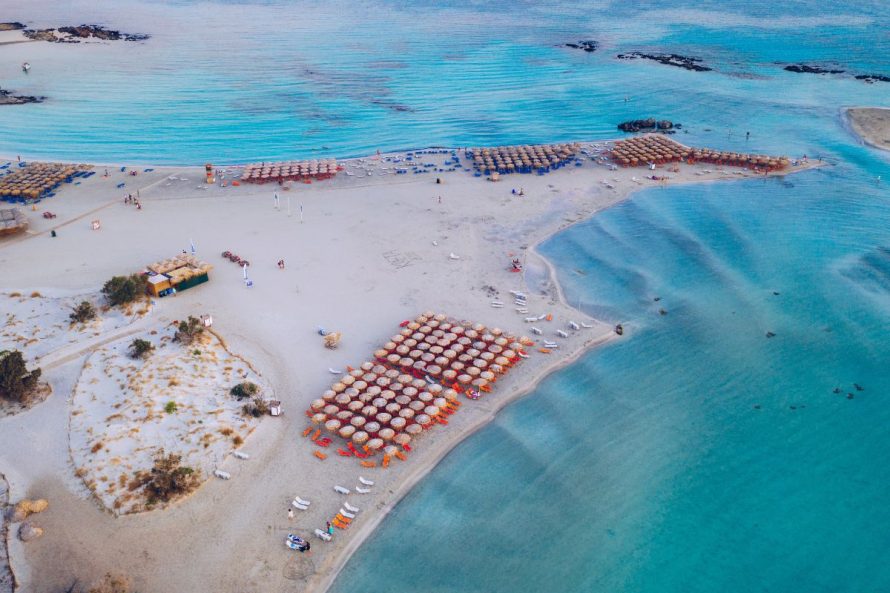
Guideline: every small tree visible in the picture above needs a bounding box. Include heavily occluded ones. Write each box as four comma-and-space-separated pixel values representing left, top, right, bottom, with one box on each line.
230, 381, 259, 399
69, 300, 97, 324
0, 350, 42, 403
144, 449, 200, 504
173, 316, 204, 345
129, 338, 154, 359
102, 274, 148, 307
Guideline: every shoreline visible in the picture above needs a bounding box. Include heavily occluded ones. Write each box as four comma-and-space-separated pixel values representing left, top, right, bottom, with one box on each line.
307, 236, 620, 593
0, 140, 822, 593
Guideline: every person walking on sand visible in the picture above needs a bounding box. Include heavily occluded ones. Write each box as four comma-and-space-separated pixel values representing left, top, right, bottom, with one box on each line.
288, 508, 294, 521
327, 521, 334, 536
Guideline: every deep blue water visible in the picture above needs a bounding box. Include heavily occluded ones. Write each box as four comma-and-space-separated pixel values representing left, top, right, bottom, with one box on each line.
2, 2, 890, 592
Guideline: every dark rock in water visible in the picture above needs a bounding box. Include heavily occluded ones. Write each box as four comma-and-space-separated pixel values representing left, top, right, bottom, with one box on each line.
753, 404, 761, 409
566, 40, 598, 53
784, 64, 844, 75
854, 383, 864, 391
832, 387, 841, 394
618, 118, 679, 133
617, 52, 712, 72
847, 393, 854, 399
0, 22, 26, 31
658, 308, 667, 316
855, 74, 890, 83
773, 291, 780, 295
24, 24, 149, 43
765, 331, 776, 338
0, 89, 46, 105
614, 323, 624, 336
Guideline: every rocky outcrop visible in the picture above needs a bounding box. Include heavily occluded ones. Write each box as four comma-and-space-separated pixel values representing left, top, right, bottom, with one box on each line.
23, 24, 149, 43
618, 118, 681, 134
784, 64, 844, 74
0, 89, 45, 106
617, 52, 712, 72
565, 40, 598, 53
0, 22, 26, 31
17, 522, 43, 543
855, 74, 890, 83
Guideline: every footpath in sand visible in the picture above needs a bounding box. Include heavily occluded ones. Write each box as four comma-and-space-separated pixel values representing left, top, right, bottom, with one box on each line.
0, 141, 821, 593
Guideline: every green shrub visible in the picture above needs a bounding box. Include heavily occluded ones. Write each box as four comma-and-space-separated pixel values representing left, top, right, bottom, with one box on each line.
142, 449, 199, 505
0, 350, 42, 403
164, 401, 177, 414
173, 316, 204, 345
101, 274, 148, 307
69, 300, 97, 324
230, 381, 259, 399
242, 396, 269, 418
129, 338, 154, 359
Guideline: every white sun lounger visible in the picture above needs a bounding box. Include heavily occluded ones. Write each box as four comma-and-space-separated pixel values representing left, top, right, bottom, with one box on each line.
334, 485, 351, 495
355, 486, 371, 494
339, 508, 356, 519
530, 327, 542, 335
294, 496, 311, 506
292, 500, 308, 511
557, 330, 569, 338
525, 317, 538, 323
581, 322, 594, 328
328, 368, 342, 374
344, 502, 359, 513
359, 476, 374, 486
233, 451, 249, 460
569, 321, 580, 330
449, 253, 460, 260
315, 529, 332, 541
214, 470, 231, 480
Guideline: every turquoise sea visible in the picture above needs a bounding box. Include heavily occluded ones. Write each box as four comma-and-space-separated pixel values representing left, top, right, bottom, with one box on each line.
3, 1, 890, 592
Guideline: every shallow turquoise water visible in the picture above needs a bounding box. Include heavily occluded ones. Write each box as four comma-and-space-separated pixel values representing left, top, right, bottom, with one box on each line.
3, 2, 890, 591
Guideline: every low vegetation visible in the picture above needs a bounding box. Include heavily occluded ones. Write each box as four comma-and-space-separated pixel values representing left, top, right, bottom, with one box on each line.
135, 449, 200, 505
173, 315, 205, 345
88, 572, 131, 593
128, 338, 154, 359
0, 349, 42, 403
69, 300, 97, 324
101, 274, 148, 307
242, 396, 270, 418
230, 381, 259, 399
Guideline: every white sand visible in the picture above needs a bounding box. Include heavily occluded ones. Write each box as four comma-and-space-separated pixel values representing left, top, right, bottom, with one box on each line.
69, 325, 266, 514
0, 143, 820, 592
845, 107, 890, 152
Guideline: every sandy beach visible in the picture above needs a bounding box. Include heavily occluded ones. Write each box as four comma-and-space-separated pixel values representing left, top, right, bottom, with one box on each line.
0, 144, 819, 592
845, 107, 890, 152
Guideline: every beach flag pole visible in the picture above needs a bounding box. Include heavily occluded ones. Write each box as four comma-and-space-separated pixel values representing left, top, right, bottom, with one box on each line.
300, 203, 303, 224
190, 239, 196, 255
274, 191, 280, 210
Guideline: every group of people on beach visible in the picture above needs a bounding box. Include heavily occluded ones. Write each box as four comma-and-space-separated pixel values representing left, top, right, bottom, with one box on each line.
123, 193, 142, 209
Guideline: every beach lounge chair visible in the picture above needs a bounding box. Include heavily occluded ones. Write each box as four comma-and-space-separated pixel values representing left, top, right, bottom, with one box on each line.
569, 321, 580, 330
233, 451, 249, 460
295, 496, 311, 506
355, 486, 371, 494
339, 508, 356, 519
581, 322, 594, 328
359, 476, 374, 486
334, 485, 351, 495
344, 502, 360, 513
214, 470, 231, 480
449, 253, 460, 260
557, 330, 569, 338
292, 500, 308, 511
314, 529, 332, 541
530, 327, 542, 335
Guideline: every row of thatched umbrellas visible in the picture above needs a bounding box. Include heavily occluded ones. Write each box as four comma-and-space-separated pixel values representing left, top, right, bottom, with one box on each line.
0, 163, 93, 200
307, 312, 533, 456
465, 143, 580, 174
610, 135, 790, 170
240, 159, 340, 184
